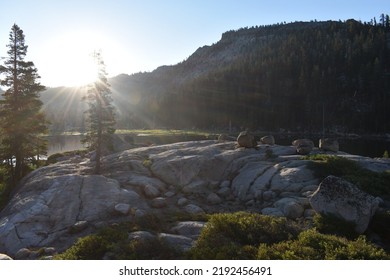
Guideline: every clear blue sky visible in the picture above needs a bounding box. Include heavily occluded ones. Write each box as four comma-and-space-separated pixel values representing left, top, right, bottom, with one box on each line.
0, 0, 389, 87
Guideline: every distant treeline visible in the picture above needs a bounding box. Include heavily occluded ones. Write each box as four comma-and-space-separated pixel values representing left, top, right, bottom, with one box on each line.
133, 18, 390, 133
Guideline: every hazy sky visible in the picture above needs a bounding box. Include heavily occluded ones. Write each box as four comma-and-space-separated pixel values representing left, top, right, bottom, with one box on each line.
0, 0, 389, 87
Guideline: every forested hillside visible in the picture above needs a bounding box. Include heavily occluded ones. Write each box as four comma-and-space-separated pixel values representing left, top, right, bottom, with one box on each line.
145, 19, 390, 133
42, 18, 390, 134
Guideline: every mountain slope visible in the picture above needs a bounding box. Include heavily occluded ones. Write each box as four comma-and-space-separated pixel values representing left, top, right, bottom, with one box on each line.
143, 20, 390, 133
42, 19, 390, 134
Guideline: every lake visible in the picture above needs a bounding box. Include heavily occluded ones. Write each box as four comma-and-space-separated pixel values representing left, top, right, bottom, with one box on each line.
46, 135, 86, 156
273, 135, 390, 158
46, 133, 390, 158
45, 133, 208, 156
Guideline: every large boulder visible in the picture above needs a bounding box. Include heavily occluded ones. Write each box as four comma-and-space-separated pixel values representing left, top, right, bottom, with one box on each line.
171, 221, 206, 238
292, 139, 314, 155
0, 253, 13, 260
260, 135, 275, 145
184, 204, 205, 215
237, 131, 257, 148
158, 233, 194, 252
310, 175, 380, 233
143, 184, 161, 198
274, 197, 305, 219
292, 139, 314, 147
319, 138, 339, 152
128, 231, 156, 242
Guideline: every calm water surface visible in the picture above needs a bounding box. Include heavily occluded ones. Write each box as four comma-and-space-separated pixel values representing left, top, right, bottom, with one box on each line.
46, 134, 390, 158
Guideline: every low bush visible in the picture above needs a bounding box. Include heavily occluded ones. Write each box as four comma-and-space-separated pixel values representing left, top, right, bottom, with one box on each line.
54, 223, 129, 260
188, 212, 301, 259
370, 209, 390, 251
46, 153, 64, 165
142, 158, 153, 169
113, 238, 181, 260
304, 154, 390, 196
133, 212, 165, 232
54, 211, 390, 260
313, 213, 359, 239
257, 229, 389, 260
46, 150, 88, 165
304, 154, 362, 178
54, 221, 182, 260
55, 235, 109, 260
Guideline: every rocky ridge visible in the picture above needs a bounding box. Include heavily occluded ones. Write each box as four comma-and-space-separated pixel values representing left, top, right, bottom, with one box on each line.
0, 139, 389, 258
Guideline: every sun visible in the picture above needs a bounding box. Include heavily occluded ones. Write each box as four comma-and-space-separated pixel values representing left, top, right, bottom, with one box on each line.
38, 30, 112, 87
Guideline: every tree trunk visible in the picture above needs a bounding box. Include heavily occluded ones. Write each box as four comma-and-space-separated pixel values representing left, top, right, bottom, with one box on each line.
14, 138, 23, 184
94, 91, 102, 175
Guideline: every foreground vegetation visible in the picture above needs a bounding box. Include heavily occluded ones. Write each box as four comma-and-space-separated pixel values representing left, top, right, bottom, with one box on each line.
303, 154, 390, 250
303, 154, 390, 196
54, 212, 389, 260
257, 229, 387, 260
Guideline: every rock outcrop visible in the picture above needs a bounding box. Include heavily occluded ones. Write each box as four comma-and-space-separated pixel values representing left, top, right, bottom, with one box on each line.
310, 175, 381, 233
292, 139, 314, 155
260, 135, 275, 145
237, 131, 257, 148
0, 140, 388, 257
319, 138, 339, 152
0, 253, 13, 260
0, 173, 147, 255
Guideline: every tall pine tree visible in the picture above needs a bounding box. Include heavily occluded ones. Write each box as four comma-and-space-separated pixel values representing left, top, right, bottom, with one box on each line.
82, 51, 116, 174
0, 24, 47, 185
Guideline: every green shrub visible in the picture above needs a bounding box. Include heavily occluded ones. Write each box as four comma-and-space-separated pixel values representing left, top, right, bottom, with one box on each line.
142, 158, 153, 169
370, 209, 390, 252
313, 213, 359, 239
46, 150, 88, 165
113, 238, 181, 260
134, 212, 166, 232
55, 235, 109, 260
343, 171, 390, 197
55, 223, 131, 260
305, 155, 390, 196
54, 221, 182, 260
383, 150, 389, 158
46, 153, 64, 165
188, 212, 301, 259
257, 229, 389, 260
305, 155, 361, 178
